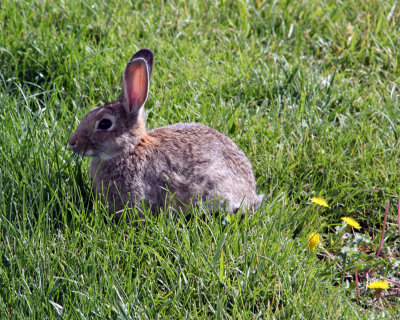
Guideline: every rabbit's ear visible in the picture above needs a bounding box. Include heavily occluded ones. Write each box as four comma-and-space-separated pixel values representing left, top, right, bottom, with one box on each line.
122, 49, 153, 114
129, 49, 153, 79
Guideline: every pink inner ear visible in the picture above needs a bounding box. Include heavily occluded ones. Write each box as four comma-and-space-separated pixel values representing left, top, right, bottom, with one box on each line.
124, 61, 148, 112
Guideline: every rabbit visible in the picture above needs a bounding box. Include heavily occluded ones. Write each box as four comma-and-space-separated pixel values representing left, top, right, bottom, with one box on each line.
69, 49, 262, 220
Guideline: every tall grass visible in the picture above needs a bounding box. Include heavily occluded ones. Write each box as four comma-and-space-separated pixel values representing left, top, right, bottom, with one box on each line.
1, 0, 399, 318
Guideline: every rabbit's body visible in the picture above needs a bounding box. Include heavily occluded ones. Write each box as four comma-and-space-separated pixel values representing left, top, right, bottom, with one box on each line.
70, 49, 260, 219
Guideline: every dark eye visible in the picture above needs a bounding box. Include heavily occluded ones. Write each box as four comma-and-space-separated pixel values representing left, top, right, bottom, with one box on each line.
98, 118, 112, 130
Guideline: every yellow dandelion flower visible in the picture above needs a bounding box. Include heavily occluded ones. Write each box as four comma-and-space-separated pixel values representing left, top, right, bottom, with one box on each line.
307, 232, 321, 251
368, 281, 390, 290
341, 217, 361, 230
310, 197, 329, 208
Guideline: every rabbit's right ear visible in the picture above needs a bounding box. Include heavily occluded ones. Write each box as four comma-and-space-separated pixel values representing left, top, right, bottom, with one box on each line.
122, 49, 153, 116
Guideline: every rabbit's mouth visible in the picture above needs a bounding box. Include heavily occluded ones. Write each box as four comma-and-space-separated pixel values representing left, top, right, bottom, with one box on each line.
68, 130, 96, 156
69, 138, 119, 160
70, 145, 95, 157
69, 138, 95, 157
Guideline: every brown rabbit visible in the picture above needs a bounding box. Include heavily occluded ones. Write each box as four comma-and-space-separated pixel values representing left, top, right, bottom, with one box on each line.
69, 49, 261, 220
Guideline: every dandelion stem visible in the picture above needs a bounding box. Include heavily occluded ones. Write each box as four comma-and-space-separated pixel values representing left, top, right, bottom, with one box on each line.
355, 266, 361, 301
383, 289, 400, 298
376, 200, 389, 258
385, 278, 400, 286
383, 293, 400, 298
322, 249, 350, 276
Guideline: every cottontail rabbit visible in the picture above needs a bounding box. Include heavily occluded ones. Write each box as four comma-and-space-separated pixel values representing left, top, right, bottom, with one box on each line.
69, 49, 261, 220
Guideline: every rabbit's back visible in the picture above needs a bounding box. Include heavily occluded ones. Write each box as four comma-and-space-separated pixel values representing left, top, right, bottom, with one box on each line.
148, 123, 256, 189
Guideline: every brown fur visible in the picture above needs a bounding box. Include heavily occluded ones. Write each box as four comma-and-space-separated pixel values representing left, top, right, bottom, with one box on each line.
69, 49, 261, 220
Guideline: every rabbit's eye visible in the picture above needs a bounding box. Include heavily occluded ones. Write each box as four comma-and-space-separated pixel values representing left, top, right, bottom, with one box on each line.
98, 118, 113, 130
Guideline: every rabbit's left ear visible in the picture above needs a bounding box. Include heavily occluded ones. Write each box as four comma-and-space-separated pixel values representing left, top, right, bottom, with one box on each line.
122, 49, 153, 115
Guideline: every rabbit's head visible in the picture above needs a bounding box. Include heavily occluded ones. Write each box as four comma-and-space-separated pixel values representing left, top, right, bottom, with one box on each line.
69, 49, 153, 159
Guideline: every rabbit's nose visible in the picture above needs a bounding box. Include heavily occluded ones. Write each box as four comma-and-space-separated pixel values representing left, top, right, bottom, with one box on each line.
69, 135, 77, 147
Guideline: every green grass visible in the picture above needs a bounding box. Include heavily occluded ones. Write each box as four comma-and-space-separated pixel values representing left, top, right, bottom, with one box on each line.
1, 0, 400, 318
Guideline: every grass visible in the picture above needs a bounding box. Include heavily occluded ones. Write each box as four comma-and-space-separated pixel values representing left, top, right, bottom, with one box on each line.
1, 0, 400, 318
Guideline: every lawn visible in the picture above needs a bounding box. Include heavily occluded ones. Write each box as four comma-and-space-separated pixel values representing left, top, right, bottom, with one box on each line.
1, 0, 399, 318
